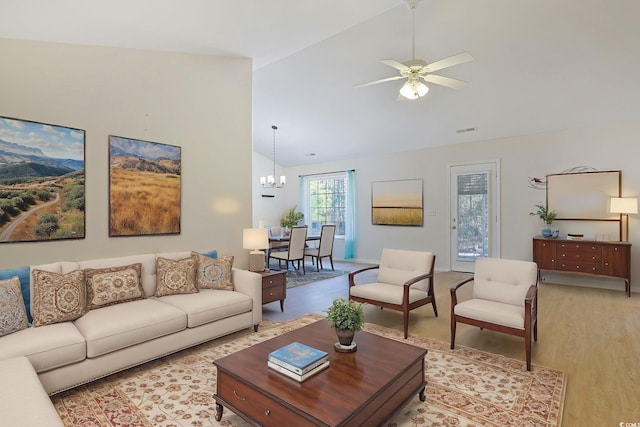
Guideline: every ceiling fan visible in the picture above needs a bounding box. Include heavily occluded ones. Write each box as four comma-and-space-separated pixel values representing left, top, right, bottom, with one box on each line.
355, 0, 473, 100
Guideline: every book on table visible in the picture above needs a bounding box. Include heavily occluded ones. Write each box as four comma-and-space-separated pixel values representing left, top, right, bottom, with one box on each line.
267, 359, 330, 382
268, 342, 328, 375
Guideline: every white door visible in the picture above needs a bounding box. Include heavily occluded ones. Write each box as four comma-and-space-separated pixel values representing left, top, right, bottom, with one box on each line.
449, 161, 500, 272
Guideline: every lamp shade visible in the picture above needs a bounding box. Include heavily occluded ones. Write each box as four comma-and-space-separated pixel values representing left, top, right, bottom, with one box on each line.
243, 228, 268, 250
610, 197, 638, 214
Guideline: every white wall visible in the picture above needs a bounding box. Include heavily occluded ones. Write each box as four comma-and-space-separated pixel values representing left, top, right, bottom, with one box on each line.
262, 121, 640, 293
0, 38, 253, 269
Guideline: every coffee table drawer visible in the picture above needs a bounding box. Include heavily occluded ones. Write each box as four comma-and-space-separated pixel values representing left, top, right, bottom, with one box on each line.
217, 372, 316, 426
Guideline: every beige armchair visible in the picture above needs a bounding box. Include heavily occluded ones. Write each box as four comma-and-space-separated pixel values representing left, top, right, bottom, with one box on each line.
304, 224, 336, 271
348, 249, 437, 338
450, 257, 539, 370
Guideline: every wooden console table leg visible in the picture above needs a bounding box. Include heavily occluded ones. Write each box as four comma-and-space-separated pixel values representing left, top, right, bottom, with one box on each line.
215, 403, 224, 421
418, 386, 426, 402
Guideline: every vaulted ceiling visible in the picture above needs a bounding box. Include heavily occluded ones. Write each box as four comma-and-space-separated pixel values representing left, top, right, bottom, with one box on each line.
2, 0, 639, 167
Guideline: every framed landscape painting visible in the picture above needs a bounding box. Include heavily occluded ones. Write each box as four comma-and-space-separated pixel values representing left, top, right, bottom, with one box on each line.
372, 179, 423, 226
109, 135, 181, 237
0, 116, 85, 243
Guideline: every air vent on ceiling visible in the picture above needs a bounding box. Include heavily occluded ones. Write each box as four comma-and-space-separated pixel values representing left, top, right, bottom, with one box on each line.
456, 127, 477, 134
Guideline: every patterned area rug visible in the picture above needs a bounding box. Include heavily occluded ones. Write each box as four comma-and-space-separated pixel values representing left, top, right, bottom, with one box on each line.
52, 314, 566, 426
285, 269, 346, 288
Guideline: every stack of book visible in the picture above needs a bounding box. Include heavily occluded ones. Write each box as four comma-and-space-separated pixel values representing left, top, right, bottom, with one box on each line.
267, 342, 329, 382
567, 233, 584, 241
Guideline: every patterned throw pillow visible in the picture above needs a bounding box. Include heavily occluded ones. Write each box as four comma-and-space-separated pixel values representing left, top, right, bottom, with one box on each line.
155, 256, 199, 297
31, 269, 86, 327
84, 263, 145, 310
192, 253, 234, 290
0, 277, 29, 336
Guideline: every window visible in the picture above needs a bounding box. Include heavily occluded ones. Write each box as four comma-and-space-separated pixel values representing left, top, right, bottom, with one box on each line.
305, 173, 347, 236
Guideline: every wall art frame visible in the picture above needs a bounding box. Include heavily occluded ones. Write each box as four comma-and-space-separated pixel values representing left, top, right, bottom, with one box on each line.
0, 115, 85, 243
371, 178, 423, 226
109, 135, 181, 237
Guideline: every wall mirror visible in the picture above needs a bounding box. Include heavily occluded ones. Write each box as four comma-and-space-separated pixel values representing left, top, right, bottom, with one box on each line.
546, 170, 621, 221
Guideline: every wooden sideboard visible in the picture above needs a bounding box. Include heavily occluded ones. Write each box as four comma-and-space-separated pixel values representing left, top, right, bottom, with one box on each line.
532, 237, 632, 297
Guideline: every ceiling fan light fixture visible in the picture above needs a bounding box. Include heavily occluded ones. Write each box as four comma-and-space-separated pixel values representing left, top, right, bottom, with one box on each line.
400, 80, 429, 99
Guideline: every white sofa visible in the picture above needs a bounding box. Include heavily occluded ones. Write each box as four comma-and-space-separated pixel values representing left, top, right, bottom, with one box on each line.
0, 251, 261, 402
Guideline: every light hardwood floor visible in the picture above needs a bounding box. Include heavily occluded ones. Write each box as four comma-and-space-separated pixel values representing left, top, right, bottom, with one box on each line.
262, 261, 640, 426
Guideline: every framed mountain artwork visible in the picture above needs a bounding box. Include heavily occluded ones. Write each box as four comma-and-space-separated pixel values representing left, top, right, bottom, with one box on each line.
108, 135, 181, 237
0, 116, 85, 243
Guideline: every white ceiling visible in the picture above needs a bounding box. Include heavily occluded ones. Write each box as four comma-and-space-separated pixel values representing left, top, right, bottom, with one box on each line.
2, 0, 639, 167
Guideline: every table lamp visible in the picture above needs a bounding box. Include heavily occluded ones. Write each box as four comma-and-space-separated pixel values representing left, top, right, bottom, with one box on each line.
610, 197, 638, 242
243, 228, 269, 272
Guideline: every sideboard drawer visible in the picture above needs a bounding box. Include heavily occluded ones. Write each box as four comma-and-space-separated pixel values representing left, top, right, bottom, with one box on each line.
558, 251, 602, 262
558, 242, 601, 254
557, 261, 602, 274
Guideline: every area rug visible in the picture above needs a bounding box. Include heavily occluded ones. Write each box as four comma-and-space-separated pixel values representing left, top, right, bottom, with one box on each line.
52, 314, 566, 427
285, 268, 346, 288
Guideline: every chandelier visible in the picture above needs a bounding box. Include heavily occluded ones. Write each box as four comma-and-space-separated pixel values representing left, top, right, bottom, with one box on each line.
260, 125, 286, 188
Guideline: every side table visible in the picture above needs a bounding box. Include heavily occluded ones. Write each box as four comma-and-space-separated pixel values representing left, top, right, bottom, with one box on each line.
259, 269, 287, 311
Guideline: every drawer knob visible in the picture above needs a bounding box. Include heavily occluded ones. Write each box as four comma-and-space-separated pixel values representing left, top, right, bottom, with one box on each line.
265, 410, 271, 416
233, 390, 247, 401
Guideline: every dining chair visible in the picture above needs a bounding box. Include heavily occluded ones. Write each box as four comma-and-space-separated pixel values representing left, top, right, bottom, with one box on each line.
304, 224, 336, 271
267, 225, 288, 253
268, 226, 308, 274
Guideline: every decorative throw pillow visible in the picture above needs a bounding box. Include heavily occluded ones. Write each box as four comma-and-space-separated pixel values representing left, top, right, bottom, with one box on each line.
0, 277, 29, 336
84, 263, 145, 310
31, 269, 86, 327
192, 253, 234, 290
155, 256, 199, 297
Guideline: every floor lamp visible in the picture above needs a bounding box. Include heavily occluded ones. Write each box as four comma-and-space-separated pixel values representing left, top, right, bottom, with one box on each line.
243, 228, 269, 272
610, 197, 638, 242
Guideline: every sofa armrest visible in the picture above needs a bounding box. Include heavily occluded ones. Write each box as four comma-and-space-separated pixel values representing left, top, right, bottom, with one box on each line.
232, 268, 262, 328
348, 265, 379, 288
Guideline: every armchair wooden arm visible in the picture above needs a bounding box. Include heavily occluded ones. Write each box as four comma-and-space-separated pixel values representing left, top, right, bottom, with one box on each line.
449, 276, 475, 308
348, 265, 379, 287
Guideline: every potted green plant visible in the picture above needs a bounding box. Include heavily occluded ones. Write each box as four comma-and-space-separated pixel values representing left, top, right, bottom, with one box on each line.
326, 297, 364, 349
530, 203, 558, 237
280, 206, 304, 231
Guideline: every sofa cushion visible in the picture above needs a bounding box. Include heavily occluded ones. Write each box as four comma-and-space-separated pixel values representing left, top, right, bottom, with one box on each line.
0, 277, 29, 337
0, 356, 64, 427
84, 263, 145, 310
0, 322, 86, 372
31, 269, 86, 327
74, 254, 157, 297
155, 255, 199, 297
0, 266, 31, 323
193, 253, 234, 290
73, 298, 187, 358
158, 289, 253, 328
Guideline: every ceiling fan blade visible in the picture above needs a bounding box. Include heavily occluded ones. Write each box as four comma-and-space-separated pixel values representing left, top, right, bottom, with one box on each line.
423, 74, 467, 89
354, 75, 405, 88
425, 52, 473, 73
380, 59, 410, 72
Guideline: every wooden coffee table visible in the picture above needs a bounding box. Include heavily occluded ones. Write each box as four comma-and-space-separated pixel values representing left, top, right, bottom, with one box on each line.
213, 319, 427, 426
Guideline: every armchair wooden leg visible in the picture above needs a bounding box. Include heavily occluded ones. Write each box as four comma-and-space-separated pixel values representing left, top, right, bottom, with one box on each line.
525, 327, 532, 371
431, 299, 438, 317
403, 311, 409, 339
450, 318, 456, 350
